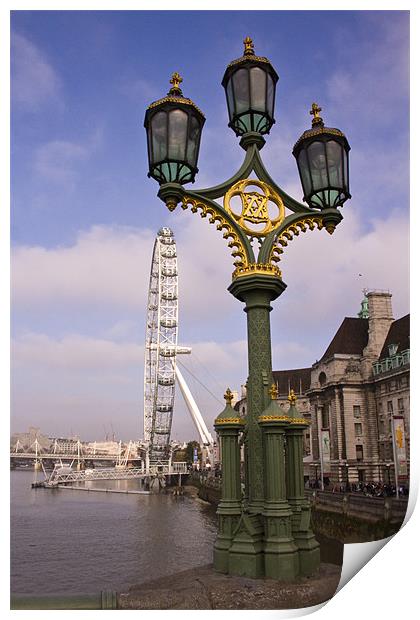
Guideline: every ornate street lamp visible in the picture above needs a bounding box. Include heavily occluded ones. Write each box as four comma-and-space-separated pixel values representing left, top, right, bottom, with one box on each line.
143, 37, 351, 580
144, 72, 205, 185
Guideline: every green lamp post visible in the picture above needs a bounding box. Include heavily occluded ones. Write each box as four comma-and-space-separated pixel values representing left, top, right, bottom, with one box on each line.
284, 389, 320, 576
213, 388, 245, 573
258, 384, 299, 580
144, 37, 350, 580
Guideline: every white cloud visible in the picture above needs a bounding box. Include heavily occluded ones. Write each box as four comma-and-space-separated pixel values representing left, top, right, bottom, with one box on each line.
12, 225, 155, 309
11, 32, 62, 108
276, 207, 409, 328
11, 219, 237, 320
12, 206, 409, 331
12, 332, 143, 371
10, 331, 247, 440
11, 207, 409, 440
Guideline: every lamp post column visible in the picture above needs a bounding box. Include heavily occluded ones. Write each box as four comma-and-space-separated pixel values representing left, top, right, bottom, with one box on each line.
213, 390, 244, 573
285, 391, 320, 576
258, 388, 299, 581
228, 273, 287, 515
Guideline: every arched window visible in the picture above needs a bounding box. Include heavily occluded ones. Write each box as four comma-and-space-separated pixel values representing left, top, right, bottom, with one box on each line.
319, 371, 327, 386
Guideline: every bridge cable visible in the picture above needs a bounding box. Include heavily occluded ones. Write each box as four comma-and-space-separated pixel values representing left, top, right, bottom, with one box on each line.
176, 358, 224, 406
190, 352, 227, 398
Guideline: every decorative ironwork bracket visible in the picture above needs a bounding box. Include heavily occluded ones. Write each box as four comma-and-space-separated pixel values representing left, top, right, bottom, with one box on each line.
157, 142, 343, 279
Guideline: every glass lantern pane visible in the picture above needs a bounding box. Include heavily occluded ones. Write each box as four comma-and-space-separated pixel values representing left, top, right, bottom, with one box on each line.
226, 78, 235, 120
326, 140, 343, 188
186, 115, 200, 166
250, 67, 267, 112
298, 149, 312, 195
308, 141, 329, 190
151, 111, 167, 164
343, 149, 349, 190
168, 109, 188, 161
266, 74, 274, 117
254, 113, 269, 133
233, 68, 250, 114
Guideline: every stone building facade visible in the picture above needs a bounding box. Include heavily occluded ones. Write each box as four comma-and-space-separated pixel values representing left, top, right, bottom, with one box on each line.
235, 290, 410, 487
309, 291, 409, 486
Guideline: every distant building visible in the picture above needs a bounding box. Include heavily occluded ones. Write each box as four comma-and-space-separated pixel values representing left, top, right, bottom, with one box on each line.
11, 427, 52, 452
85, 441, 121, 455
49, 436, 80, 454
235, 290, 410, 487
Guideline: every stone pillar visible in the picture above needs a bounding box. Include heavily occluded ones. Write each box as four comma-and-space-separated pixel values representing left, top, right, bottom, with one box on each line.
228, 273, 287, 515
258, 386, 299, 581
213, 389, 244, 574
285, 390, 320, 576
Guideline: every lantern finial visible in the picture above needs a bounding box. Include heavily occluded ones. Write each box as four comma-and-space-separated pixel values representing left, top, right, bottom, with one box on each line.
224, 387, 234, 406
269, 383, 278, 400
243, 36, 255, 56
310, 102, 323, 127
168, 72, 183, 96
287, 389, 297, 406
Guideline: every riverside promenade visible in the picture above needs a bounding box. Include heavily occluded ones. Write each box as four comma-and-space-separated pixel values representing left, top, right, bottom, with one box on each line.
118, 562, 341, 610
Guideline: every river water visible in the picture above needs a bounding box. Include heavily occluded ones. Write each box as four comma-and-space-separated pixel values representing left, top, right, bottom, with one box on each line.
10, 470, 218, 596
11, 470, 342, 597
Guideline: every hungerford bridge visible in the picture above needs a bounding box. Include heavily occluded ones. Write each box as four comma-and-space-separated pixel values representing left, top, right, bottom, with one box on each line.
10, 229, 216, 488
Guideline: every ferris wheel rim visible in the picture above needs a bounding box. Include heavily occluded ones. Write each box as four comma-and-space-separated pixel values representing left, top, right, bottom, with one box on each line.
143, 227, 179, 458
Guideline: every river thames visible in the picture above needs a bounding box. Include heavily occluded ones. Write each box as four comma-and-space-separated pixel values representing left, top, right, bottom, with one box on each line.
10, 470, 218, 596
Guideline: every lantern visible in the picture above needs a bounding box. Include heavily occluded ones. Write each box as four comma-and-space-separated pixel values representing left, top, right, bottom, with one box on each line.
144, 73, 205, 184
293, 103, 350, 209
222, 37, 279, 137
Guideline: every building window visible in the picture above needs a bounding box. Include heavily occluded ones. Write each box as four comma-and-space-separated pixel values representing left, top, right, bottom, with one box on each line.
388, 343, 398, 357
354, 423, 363, 437
397, 398, 404, 414
304, 432, 311, 456
353, 405, 361, 418
319, 372, 327, 386
356, 445, 364, 461
387, 401, 394, 414
378, 402, 383, 414
379, 417, 385, 435
321, 406, 329, 429
379, 443, 386, 461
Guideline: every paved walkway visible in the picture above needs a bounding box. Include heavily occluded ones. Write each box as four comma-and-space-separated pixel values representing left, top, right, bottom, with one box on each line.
118, 563, 341, 610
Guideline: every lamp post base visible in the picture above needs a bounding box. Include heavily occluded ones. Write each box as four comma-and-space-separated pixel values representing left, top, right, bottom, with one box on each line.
213, 513, 242, 574
262, 504, 299, 581
292, 501, 321, 576
227, 512, 265, 578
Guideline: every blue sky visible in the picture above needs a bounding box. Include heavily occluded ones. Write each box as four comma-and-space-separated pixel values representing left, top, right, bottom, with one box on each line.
10, 10, 410, 441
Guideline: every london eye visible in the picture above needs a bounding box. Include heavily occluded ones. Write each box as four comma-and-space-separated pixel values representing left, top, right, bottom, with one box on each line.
144, 227, 214, 464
